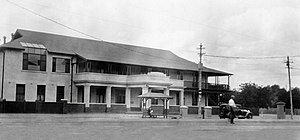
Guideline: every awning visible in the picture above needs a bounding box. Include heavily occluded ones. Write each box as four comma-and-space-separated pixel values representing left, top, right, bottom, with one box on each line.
137, 92, 173, 99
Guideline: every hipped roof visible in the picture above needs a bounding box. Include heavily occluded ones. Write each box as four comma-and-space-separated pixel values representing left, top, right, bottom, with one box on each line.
0, 29, 232, 76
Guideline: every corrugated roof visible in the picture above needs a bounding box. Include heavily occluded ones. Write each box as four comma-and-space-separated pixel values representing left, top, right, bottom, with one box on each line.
0, 29, 232, 75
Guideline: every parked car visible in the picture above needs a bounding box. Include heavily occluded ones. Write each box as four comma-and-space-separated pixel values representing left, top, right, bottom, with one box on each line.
219, 103, 253, 119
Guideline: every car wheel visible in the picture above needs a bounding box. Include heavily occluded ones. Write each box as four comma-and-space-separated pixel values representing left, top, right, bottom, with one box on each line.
247, 114, 253, 119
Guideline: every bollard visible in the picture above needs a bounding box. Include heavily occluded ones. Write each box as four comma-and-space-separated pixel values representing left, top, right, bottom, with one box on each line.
276, 102, 286, 119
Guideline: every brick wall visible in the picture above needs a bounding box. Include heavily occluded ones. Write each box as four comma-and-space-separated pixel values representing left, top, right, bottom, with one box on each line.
86, 104, 107, 113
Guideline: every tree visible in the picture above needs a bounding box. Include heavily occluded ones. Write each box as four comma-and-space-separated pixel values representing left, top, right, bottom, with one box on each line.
237, 83, 259, 107
292, 88, 300, 108
228, 82, 299, 109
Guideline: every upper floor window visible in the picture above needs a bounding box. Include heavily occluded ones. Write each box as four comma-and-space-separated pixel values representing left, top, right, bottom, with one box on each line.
52, 57, 70, 73
21, 42, 46, 71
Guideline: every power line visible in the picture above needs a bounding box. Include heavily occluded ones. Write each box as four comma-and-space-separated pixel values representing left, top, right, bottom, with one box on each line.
205, 54, 286, 60
13, 0, 299, 50
6, 0, 193, 65
125, 3, 297, 48
6, 0, 103, 41
18, 0, 150, 34
7, 0, 300, 66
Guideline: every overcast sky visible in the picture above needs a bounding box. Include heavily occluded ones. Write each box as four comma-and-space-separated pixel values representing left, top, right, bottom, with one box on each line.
1, 0, 300, 90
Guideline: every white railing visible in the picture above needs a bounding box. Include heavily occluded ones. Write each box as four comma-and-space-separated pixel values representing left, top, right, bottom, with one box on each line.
73, 72, 184, 87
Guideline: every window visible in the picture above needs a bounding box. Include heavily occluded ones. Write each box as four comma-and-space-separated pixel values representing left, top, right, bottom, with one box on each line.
22, 43, 46, 71
177, 71, 183, 80
16, 84, 25, 101
151, 99, 158, 105
52, 58, 70, 73
56, 86, 64, 102
176, 92, 180, 105
77, 86, 84, 103
113, 88, 125, 104
192, 91, 198, 106
116, 93, 125, 104
37, 85, 46, 101
96, 87, 106, 103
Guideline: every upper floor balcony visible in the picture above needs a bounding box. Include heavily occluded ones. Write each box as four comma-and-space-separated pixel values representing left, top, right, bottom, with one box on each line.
184, 81, 230, 91
74, 72, 184, 88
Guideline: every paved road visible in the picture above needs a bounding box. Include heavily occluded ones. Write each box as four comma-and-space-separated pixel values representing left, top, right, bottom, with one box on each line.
0, 114, 300, 140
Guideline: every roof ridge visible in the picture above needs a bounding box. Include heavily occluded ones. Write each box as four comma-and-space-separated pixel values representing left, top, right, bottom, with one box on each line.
17, 29, 180, 57
4, 29, 232, 74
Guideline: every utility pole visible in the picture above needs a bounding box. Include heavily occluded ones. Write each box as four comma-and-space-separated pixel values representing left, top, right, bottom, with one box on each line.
285, 56, 293, 120
197, 43, 204, 118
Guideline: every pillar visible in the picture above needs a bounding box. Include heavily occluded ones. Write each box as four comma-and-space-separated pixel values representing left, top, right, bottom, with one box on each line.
164, 88, 170, 109
179, 89, 184, 106
106, 86, 112, 112
142, 86, 149, 109
84, 84, 90, 107
125, 87, 131, 112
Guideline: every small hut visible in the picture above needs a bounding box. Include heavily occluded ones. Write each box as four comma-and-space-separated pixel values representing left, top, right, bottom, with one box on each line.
137, 92, 173, 118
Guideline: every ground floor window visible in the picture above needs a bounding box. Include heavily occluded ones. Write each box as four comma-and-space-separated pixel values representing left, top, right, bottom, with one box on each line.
37, 85, 45, 101
90, 86, 106, 103
77, 86, 84, 103
56, 86, 64, 102
170, 91, 180, 105
112, 87, 125, 104
192, 91, 198, 106
16, 84, 25, 101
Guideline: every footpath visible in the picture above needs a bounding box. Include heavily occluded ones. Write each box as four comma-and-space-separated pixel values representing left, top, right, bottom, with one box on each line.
1, 113, 300, 124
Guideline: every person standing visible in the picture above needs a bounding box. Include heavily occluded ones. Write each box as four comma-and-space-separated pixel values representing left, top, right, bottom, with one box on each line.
228, 95, 236, 124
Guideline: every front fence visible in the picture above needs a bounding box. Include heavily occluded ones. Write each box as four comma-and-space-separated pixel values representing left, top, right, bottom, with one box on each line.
0, 100, 64, 114
0, 99, 262, 115
0, 100, 127, 114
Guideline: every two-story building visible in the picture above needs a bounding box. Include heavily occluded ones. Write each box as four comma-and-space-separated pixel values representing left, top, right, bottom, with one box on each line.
0, 29, 232, 114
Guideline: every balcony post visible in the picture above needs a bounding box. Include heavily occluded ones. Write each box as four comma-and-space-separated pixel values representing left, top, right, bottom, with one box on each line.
228, 75, 230, 90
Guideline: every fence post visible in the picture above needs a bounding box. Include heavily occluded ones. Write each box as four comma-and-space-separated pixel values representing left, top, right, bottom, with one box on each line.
35, 100, 39, 113
23, 100, 26, 113
0, 99, 5, 113
61, 99, 68, 114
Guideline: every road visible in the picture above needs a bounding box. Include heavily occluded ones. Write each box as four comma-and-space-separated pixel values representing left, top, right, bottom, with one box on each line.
0, 114, 299, 140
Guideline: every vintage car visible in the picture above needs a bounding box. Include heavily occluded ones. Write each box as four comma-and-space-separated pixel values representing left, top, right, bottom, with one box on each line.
219, 103, 253, 119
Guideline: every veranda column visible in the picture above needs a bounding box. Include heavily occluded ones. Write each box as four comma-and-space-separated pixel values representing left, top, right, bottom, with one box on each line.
84, 84, 91, 107
125, 87, 131, 112
142, 86, 149, 109
106, 86, 112, 112
164, 88, 170, 109
179, 89, 184, 106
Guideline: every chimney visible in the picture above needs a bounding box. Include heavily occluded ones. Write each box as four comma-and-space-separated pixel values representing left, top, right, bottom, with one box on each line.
3, 36, 6, 44
11, 33, 14, 41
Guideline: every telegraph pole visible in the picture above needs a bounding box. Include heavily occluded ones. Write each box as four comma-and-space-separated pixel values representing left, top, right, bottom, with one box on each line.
286, 56, 293, 120
197, 43, 204, 118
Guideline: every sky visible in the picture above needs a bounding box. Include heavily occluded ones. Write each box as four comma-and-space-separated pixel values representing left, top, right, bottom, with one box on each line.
1, 0, 300, 90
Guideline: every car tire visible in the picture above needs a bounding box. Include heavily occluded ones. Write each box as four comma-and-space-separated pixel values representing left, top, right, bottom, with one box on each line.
247, 114, 253, 119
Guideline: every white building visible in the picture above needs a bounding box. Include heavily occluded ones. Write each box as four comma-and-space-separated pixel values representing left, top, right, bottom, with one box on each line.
0, 29, 232, 114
